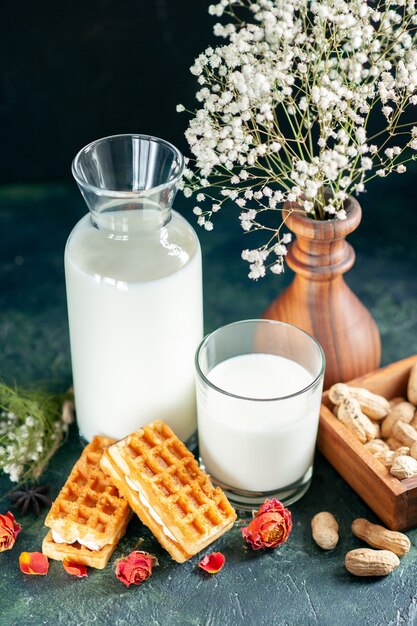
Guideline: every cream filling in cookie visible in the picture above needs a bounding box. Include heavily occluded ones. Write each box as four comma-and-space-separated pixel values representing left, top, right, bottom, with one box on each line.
51, 529, 101, 552
124, 475, 177, 543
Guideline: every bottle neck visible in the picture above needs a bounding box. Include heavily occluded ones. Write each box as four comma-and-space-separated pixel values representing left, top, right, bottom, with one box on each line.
91, 199, 171, 239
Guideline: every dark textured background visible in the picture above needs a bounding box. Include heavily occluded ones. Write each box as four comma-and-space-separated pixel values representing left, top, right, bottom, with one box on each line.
1, 2, 417, 625
0, 0, 214, 183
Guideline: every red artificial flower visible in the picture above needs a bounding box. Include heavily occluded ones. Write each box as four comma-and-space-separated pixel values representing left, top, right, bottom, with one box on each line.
115, 550, 157, 588
198, 552, 226, 574
19, 551, 49, 575
0, 511, 21, 552
63, 559, 88, 578
242, 498, 292, 550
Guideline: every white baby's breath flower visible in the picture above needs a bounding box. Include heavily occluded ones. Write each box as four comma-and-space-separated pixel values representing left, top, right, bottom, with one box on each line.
274, 244, 288, 256
270, 262, 284, 275
336, 209, 347, 220
176, 104, 185, 113
179, 0, 417, 279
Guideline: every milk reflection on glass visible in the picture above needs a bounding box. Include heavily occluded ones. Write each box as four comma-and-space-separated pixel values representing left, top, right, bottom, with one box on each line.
195, 320, 325, 509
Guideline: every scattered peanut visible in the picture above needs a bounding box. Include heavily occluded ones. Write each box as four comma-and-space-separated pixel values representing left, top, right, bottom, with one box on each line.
311, 512, 339, 550
329, 383, 350, 405
372, 421, 381, 439
390, 396, 406, 409
392, 446, 410, 461
386, 436, 403, 451
393, 421, 417, 447
329, 383, 390, 420
344, 548, 400, 577
410, 441, 417, 460
351, 518, 411, 556
390, 455, 417, 479
408, 362, 417, 405
381, 402, 416, 438
410, 410, 417, 430
364, 439, 389, 455
374, 450, 395, 467
337, 397, 378, 443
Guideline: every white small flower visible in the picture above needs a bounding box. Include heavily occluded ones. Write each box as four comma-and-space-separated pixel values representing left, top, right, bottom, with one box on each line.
282, 233, 292, 244
274, 244, 287, 256
376, 169, 386, 177
270, 142, 282, 152
248, 263, 266, 280
204, 221, 214, 231
196, 193, 205, 202
212, 204, 221, 212
361, 157, 373, 171
270, 262, 284, 275
176, 104, 185, 113
336, 209, 347, 220
193, 206, 203, 215
397, 164, 407, 173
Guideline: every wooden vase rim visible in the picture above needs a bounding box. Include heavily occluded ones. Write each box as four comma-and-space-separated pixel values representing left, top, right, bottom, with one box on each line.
283, 195, 362, 240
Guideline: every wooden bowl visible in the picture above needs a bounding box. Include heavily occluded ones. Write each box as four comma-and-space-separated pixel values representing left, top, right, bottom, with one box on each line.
318, 354, 417, 531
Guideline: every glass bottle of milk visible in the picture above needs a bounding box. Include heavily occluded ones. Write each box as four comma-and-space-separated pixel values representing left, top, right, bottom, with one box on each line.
65, 134, 203, 443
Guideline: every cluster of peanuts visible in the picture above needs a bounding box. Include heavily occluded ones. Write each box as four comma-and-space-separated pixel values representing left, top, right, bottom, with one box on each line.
329, 362, 417, 480
311, 513, 411, 576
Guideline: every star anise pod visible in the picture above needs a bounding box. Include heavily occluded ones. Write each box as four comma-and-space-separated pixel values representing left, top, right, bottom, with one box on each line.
9, 485, 51, 516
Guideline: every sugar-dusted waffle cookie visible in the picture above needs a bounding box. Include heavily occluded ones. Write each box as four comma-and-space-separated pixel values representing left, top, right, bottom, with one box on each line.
43, 436, 132, 568
100, 420, 236, 563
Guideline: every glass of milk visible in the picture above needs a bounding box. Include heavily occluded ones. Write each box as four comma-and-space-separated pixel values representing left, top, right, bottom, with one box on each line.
195, 320, 325, 509
66, 135, 203, 443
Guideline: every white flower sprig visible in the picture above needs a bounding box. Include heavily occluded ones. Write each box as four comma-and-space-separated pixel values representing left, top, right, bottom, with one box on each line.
178, 0, 417, 278
0, 383, 73, 483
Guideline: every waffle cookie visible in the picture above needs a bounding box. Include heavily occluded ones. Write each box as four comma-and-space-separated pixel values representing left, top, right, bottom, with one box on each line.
100, 420, 236, 563
43, 436, 132, 569
42, 525, 127, 570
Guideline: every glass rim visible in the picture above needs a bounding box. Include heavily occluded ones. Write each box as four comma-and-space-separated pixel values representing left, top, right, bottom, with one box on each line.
195, 319, 326, 402
71, 133, 185, 199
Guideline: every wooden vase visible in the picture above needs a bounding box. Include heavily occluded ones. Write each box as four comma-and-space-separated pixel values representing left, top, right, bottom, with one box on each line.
263, 196, 381, 389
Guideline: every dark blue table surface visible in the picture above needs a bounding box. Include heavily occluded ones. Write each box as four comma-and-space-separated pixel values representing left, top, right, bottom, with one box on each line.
1, 179, 417, 626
